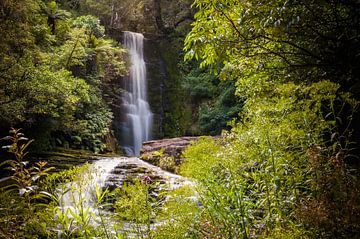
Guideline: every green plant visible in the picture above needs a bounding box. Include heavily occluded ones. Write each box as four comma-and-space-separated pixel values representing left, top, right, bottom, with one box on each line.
140, 148, 165, 166
114, 179, 162, 238
51, 161, 132, 239
159, 156, 176, 172
0, 0, 126, 153
1, 128, 53, 200
94, 185, 113, 239
182, 66, 243, 135
182, 1, 360, 237
181, 80, 360, 238
54, 163, 103, 238
153, 186, 200, 239
0, 128, 54, 238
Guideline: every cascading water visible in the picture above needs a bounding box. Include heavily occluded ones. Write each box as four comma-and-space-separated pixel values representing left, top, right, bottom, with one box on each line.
57, 157, 194, 231
58, 158, 121, 216
121, 31, 152, 156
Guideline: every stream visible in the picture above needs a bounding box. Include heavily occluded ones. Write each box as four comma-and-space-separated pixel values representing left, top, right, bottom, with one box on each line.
56, 156, 194, 233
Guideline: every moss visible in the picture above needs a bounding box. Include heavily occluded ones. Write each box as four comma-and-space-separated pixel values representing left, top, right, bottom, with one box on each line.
146, 37, 193, 138
140, 147, 179, 173
140, 148, 165, 166
159, 156, 177, 173
28, 148, 120, 171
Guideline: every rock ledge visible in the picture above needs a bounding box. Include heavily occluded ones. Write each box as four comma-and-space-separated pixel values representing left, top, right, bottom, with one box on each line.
140, 136, 201, 172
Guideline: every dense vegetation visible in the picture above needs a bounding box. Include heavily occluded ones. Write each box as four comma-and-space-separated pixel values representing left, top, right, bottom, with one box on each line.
0, 0, 126, 152
181, 65, 243, 135
0, 0, 360, 238
181, 0, 360, 237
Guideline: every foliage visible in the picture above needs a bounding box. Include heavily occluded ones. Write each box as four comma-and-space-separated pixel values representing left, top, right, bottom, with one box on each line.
182, 81, 359, 238
0, 0, 126, 152
114, 179, 159, 238
114, 179, 200, 239
158, 155, 177, 172
59, 0, 194, 37
0, 128, 53, 198
0, 129, 54, 238
153, 186, 199, 239
141, 148, 165, 165
184, 0, 360, 91
42, 0, 72, 34
40, 161, 123, 239
141, 148, 178, 173
1, 0, 359, 238
182, 0, 360, 237
197, 82, 242, 135
182, 66, 243, 135
72, 15, 105, 39
52, 163, 114, 238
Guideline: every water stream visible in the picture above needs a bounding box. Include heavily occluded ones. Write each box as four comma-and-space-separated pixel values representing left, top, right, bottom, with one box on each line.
120, 31, 153, 156
58, 158, 122, 215
57, 157, 193, 222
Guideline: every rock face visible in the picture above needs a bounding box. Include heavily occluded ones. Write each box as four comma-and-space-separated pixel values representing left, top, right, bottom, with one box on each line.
105, 0, 194, 36
141, 136, 199, 156
140, 136, 200, 172
110, 33, 193, 141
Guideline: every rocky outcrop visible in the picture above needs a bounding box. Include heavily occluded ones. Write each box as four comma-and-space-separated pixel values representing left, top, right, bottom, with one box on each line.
142, 136, 199, 156
140, 136, 200, 173
106, 0, 194, 36
104, 157, 194, 192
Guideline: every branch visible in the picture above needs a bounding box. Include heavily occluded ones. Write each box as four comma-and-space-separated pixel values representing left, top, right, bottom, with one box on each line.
65, 36, 80, 69
212, 4, 251, 41
260, 34, 322, 61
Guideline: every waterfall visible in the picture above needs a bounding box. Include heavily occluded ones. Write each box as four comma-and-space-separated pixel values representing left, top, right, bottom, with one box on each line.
121, 31, 152, 156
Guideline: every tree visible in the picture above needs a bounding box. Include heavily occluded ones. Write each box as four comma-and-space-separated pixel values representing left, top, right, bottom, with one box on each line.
185, 0, 360, 94
42, 1, 71, 34
0, 0, 126, 151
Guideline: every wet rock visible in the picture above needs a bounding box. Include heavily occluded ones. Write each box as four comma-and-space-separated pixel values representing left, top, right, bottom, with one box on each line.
97, 157, 193, 195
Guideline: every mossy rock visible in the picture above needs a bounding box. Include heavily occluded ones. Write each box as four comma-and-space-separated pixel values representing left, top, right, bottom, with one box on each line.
27, 147, 120, 171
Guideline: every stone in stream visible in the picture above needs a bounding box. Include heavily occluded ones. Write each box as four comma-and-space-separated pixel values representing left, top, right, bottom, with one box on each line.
141, 136, 200, 155
102, 157, 188, 192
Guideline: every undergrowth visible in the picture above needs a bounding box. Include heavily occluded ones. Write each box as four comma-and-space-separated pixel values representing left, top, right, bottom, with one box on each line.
181, 80, 360, 238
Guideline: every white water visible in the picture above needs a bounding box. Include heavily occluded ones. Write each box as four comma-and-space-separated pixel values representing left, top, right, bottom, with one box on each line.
57, 157, 193, 226
121, 31, 153, 156
58, 158, 122, 215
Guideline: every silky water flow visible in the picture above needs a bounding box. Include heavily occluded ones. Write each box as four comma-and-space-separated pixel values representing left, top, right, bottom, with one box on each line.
120, 31, 153, 156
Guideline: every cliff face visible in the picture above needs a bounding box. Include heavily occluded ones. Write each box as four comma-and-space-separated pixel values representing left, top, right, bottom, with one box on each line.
144, 37, 193, 139
105, 0, 194, 36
